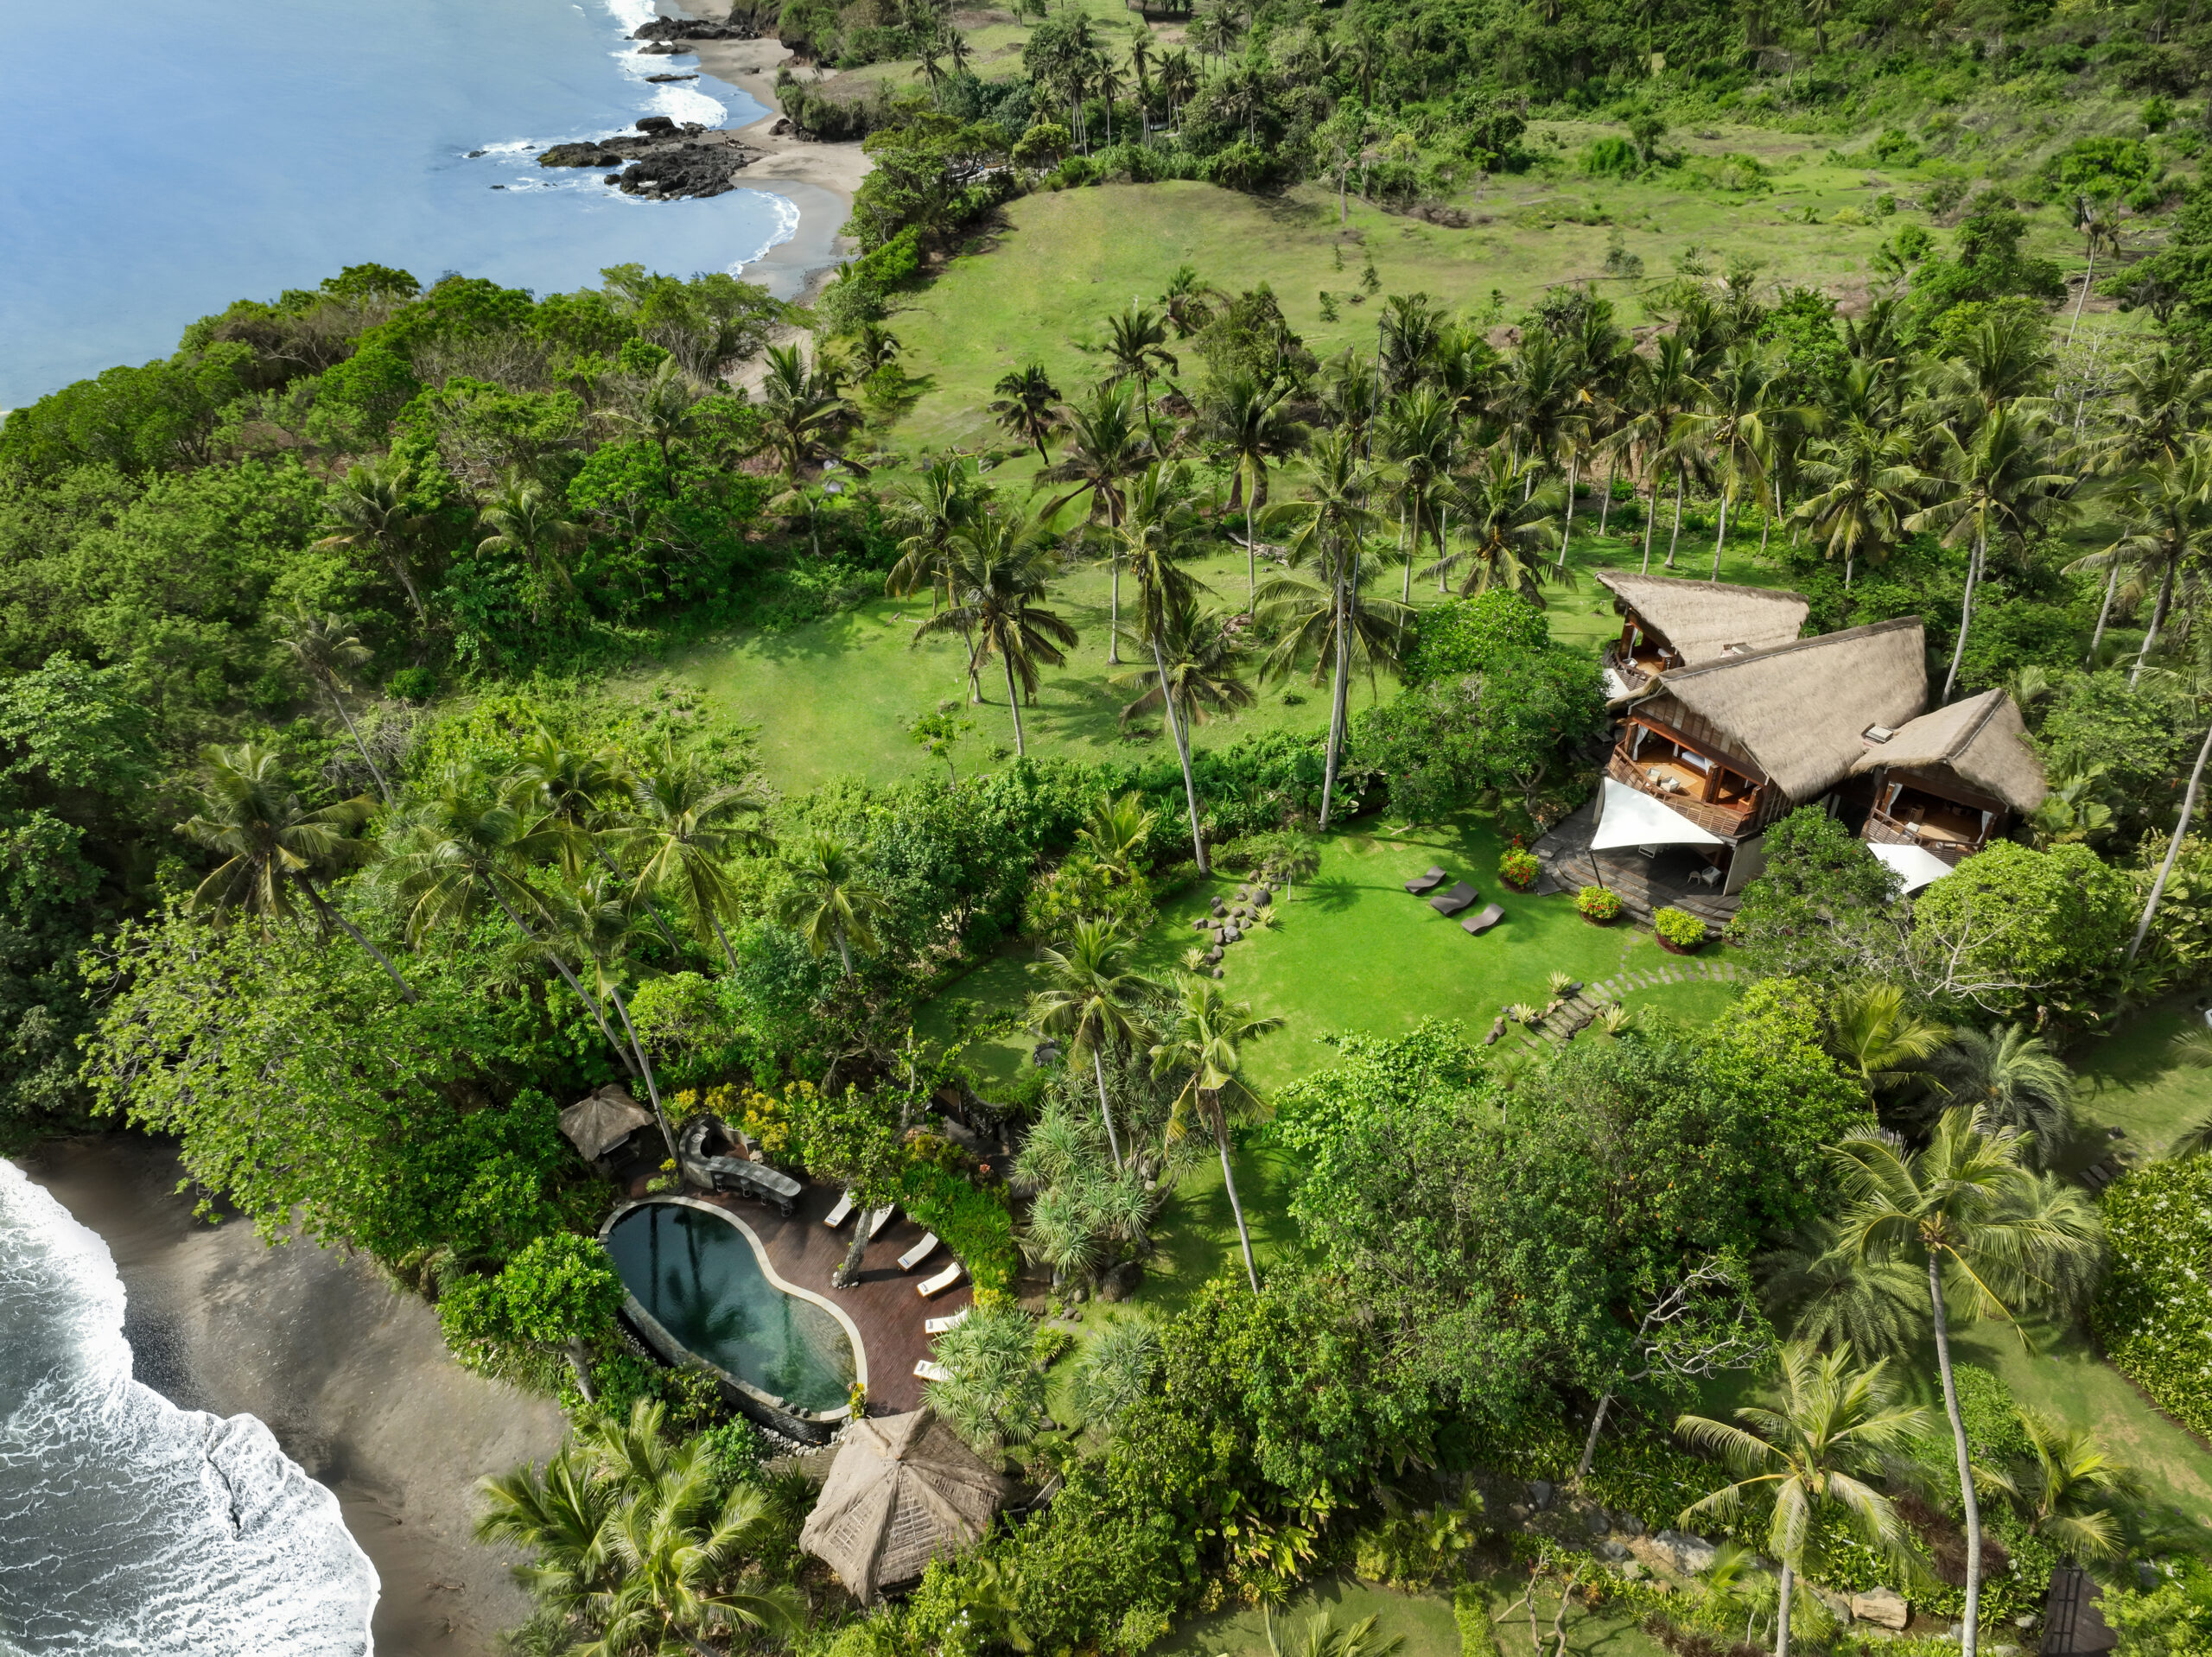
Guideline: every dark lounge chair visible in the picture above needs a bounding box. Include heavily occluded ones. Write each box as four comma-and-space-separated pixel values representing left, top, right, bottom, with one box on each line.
1405, 867, 1448, 895
1461, 903, 1505, 936
1430, 881, 1478, 917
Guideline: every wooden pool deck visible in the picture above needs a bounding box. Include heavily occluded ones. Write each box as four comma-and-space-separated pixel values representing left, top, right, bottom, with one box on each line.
683, 1181, 976, 1416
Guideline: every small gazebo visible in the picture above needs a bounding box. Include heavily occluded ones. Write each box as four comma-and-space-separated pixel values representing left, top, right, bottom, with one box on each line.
559, 1084, 656, 1165
799, 1408, 1010, 1602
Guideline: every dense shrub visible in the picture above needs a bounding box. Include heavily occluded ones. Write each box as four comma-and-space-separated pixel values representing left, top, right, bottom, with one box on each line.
2093, 1156, 2212, 1438
1500, 847, 1540, 888
1577, 885, 1623, 922
1653, 906, 1707, 949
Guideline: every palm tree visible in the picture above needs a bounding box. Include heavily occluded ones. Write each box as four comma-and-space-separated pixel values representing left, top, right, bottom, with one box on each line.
913, 511, 1079, 756
546, 873, 678, 1160
887, 458, 990, 696
1928, 1025, 2075, 1165
177, 742, 412, 1000
1076, 790, 1159, 882
1675, 346, 1808, 581
1101, 302, 1178, 440
1824, 983, 1948, 1098
622, 735, 771, 974
2075, 443, 2212, 685
1381, 385, 1459, 601
1675, 1343, 1928, 1657
1113, 460, 1219, 871
1157, 47, 1198, 125
990, 365, 1063, 460
774, 832, 887, 977
1257, 429, 1401, 828
1114, 595, 1253, 872
2132, 709, 2212, 965
1906, 406, 2073, 703
1431, 447, 1560, 603
1199, 373, 1307, 609
2066, 197, 2120, 346
280, 605, 393, 805
1793, 422, 1925, 588
1758, 1219, 1926, 1362
1040, 378, 1150, 663
603, 356, 709, 497
925, 1305, 1052, 1452
1028, 916, 1159, 1170
757, 341, 859, 485
1498, 327, 1575, 479
1833, 1108, 2106, 1657
1614, 332, 1704, 575
314, 454, 430, 630
1159, 263, 1218, 338
1150, 978, 1283, 1291
476, 477, 586, 625
2088, 346, 2212, 477
1985, 1410, 2138, 1563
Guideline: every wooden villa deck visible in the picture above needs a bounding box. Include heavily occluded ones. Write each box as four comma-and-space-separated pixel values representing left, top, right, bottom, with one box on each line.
1531, 797, 1741, 929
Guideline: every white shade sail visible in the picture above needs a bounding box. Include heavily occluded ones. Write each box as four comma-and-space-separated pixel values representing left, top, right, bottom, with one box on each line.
1589, 778, 1726, 852
1868, 839, 1955, 894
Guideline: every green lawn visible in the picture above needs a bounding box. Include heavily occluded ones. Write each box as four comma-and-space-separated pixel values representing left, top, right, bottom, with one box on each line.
2069, 1000, 2212, 1164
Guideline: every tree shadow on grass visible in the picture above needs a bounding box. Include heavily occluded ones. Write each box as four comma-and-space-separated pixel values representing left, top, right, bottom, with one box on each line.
1298, 873, 1363, 914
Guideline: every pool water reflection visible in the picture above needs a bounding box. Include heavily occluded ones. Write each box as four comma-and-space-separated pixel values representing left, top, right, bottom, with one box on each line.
603, 1202, 856, 1414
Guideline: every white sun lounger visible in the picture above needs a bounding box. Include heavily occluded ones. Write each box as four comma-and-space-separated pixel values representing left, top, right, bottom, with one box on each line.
861, 1205, 895, 1241
924, 1308, 970, 1336
898, 1232, 941, 1272
822, 1190, 855, 1228
913, 1360, 950, 1382
918, 1262, 963, 1298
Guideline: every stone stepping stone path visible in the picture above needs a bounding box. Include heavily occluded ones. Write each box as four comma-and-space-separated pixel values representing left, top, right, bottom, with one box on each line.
1508, 959, 1748, 1054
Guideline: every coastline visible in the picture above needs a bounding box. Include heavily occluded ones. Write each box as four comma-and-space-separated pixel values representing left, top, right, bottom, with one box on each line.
675, 14, 873, 302
16, 1135, 569, 1657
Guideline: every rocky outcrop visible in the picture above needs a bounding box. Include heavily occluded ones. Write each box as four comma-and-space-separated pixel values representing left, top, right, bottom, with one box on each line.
1650, 1529, 1719, 1575
1851, 1588, 1910, 1630
632, 16, 754, 38
537, 121, 760, 199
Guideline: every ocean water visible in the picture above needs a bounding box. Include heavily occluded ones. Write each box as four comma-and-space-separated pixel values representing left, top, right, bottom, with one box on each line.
0, 0, 793, 406
0, 1159, 379, 1655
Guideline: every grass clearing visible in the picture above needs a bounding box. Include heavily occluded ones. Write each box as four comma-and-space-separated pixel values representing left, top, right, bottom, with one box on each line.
1155, 1575, 1466, 1657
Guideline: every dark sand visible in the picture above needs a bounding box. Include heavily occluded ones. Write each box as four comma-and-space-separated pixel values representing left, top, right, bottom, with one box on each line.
16, 1135, 569, 1657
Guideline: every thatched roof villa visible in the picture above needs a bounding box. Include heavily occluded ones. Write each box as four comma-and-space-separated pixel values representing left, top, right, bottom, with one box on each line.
1594, 570, 1811, 697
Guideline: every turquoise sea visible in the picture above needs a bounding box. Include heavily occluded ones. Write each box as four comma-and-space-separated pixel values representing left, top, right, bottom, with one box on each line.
0, 0, 794, 406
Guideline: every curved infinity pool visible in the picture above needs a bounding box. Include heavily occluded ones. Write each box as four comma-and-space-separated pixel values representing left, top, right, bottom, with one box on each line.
603, 1202, 857, 1414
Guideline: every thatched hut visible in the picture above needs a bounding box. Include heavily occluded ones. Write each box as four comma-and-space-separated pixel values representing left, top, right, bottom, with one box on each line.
799, 1408, 1010, 1603
1594, 570, 1810, 695
1848, 689, 2048, 878
559, 1084, 655, 1165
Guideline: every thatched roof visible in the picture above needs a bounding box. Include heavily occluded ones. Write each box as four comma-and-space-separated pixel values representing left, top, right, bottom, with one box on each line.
1641, 616, 1929, 802
1847, 689, 2048, 813
1595, 570, 1810, 665
800, 1409, 1009, 1603
560, 1085, 655, 1160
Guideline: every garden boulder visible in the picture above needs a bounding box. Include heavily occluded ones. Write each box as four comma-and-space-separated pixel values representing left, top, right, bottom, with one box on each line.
1850, 1589, 1909, 1630
1652, 1530, 1718, 1575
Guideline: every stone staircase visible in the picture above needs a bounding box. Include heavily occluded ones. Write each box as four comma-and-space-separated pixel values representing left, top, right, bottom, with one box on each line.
1496, 958, 1749, 1054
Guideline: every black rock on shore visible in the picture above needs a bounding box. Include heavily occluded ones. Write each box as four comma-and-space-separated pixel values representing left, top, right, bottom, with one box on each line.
537, 117, 760, 200
632, 16, 754, 39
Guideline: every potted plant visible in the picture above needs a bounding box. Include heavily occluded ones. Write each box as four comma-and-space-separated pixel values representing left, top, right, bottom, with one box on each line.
1577, 886, 1622, 924
1500, 848, 1540, 890
1653, 906, 1707, 954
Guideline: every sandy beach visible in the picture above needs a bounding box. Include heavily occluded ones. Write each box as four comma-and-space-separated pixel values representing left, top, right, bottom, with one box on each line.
16, 1135, 569, 1657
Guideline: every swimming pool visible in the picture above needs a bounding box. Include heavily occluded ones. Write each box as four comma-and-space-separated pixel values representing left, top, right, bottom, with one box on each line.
601, 1199, 861, 1425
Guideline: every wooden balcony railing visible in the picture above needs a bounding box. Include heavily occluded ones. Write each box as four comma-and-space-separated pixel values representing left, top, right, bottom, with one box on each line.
1606, 748, 1756, 840
1864, 808, 1982, 867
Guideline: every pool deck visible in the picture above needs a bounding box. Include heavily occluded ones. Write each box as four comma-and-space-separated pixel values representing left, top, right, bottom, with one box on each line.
674, 1181, 976, 1416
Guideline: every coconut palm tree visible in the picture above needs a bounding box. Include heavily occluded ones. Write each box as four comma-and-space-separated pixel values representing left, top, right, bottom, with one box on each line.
1927, 1025, 2075, 1164
1906, 406, 2074, 704
1029, 917, 1158, 1170
1039, 378, 1150, 663
1100, 303, 1179, 442
775, 832, 887, 978
1675, 346, 1810, 581
990, 365, 1064, 460
1257, 429, 1402, 828
603, 356, 709, 497
1113, 596, 1253, 870
2066, 197, 2120, 346
177, 742, 412, 1000
1199, 372, 1307, 609
1150, 979, 1283, 1291
1076, 791, 1159, 883
2075, 443, 2212, 686
1832, 1109, 2106, 1657
1793, 422, 1925, 588
1983, 1410, 2138, 1562
1431, 447, 1561, 604
1113, 460, 1221, 870
1757, 1219, 1926, 1362
315, 454, 431, 630
1381, 384, 1459, 600
279, 605, 394, 805
1824, 983, 1949, 1100
476, 477, 586, 625
887, 458, 991, 697
1613, 332, 1705, 575
1159, 263, 1218, 337
545, 872, 679, 1161
621, 735, 771, 974
1675, 1343, 1928, 1657
913, 511, 1079, 756
757, 341, 860, 486
2088, 346, 2212, 477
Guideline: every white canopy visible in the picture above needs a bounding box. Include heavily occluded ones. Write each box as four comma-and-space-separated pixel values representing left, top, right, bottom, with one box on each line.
1868, 840, 1955, 895
1590, 778, 1726, 853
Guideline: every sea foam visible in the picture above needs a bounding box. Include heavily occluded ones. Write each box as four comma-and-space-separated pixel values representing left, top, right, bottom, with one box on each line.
0, 1160, 378, 1655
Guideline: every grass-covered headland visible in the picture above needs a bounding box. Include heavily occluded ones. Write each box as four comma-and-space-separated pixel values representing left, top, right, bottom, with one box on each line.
21, 0, 2212, 1650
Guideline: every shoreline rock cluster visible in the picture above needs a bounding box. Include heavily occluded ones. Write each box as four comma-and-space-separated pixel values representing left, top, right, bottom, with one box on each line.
538, 117, 762, 199
634, 16, 754, 53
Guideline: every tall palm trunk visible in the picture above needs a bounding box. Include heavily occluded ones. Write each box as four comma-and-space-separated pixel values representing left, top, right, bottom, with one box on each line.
1640, 465, 1661, 574
2088, 559, 2122, 663
1775, 1559, 1796, 1657
297, 877, 414, 1002
1557, 454, 1579, 569
607, 981, 679, 1167
1238, 461, 1258, 613
1708, 488, 1731, 581
1318, 562, 1352, 829
710, 911, 742, 976
1664, 472, 1686, 568
836, 933, 854, 977
1929, 1257, 1983, 1657
491, 892, 639, 1082
1002, 647, 1027, 756
1093, 1044, 1126, 1171
1208, 1091, 1260, 1292
1598, 457, 1617, 538
2067, 238, 2099, 346
1941, 531, 1984, 703
1398, 502, 1411, 600
321, 681, 393, 806
1106, 495, 1123, 664
2131, 714, 2212, 961
1156, 636, 1211, 873
2133, 556, 2178, 686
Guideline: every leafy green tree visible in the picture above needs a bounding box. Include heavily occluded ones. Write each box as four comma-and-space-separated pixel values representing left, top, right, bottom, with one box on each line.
925, 1305, 1052, 1452
1029, 915, 1159, 1170
1675, 1343, 1927, 1657
1834, 1108, 2105, 1657
1150, 978, 1283, 1291
601, 357, 713, 498
438, 1230, 624, 1400
1908, 841, 2133, 1019
1729, 809, 1904, 982
774, 832, 888, 978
